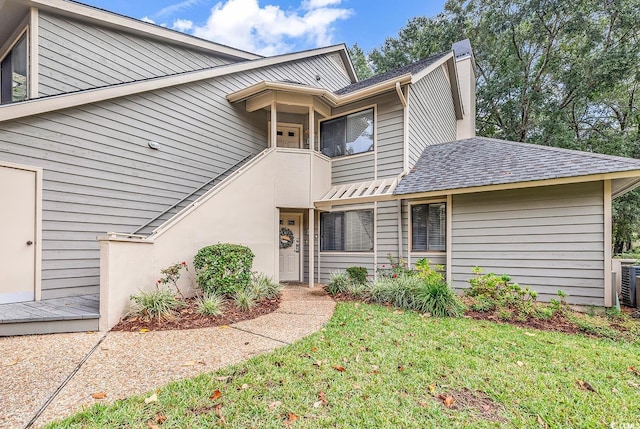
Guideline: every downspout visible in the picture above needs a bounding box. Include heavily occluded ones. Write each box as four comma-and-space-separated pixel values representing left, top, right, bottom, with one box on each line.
395, 82, 407, 108
395, 82, 408, 260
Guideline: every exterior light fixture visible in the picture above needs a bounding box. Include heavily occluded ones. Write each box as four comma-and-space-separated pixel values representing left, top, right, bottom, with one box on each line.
148, 141, 161, 150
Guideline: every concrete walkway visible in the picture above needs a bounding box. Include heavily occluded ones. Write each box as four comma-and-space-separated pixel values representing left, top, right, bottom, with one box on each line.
0, 285, 335, 429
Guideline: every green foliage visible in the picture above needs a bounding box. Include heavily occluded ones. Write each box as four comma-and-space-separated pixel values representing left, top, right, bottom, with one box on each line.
377, 254, 413, 278
345, 282, 369, 299
129, 289, 184, 321
196, 293, 226, 317
194, 244, 255, 296
345, 266, 368, 284
369, 275, 423, 310
234, 288, 257, 312
325, 272, 351, 295
157, 261, 189, 298
248, 273, 282, 301
348, 43, 373, 80
414, 280, 465, 317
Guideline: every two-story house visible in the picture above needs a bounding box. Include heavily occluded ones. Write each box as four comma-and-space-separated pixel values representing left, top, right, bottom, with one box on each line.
2, 0, 640, 335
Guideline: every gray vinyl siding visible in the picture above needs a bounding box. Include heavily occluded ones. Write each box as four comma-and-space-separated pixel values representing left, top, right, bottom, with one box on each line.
318, 254, 375, 283
328, 93, 404, 184
407, 66, 457, 167
38, 12, 235, 96
450, 182, 605, 305
331, 153, 374, 184
0, 54, 352, 299
377, 200, 400, 258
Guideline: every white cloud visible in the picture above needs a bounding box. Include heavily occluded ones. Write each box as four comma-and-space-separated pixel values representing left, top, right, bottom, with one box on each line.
140, 16, 155, 24
154, 0, 203, 19
191, 0, 352, 56
172, 19, 194, 32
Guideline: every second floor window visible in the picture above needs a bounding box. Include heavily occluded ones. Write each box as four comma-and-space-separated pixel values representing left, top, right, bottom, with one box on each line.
320, 108, 374, 158
1, 32, 28, 105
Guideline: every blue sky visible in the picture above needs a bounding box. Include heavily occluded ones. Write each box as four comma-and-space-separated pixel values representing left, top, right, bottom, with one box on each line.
78, 0, 446, 55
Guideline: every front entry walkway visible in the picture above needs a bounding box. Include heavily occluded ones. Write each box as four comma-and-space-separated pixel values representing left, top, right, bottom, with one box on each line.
0, 285, 335, 428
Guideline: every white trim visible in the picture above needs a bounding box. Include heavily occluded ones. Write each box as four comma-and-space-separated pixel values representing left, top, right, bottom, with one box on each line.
29, 7, 38, 99
0, 44, 350, 122
373, 201, 378, 279
604, 180, 612, 307
330, 150, 374, 162
0, 160, 43, 301
308, 208, 315, 288
411, 52, 454, 84
403, 85, 410, 173
29, 0, 260, 60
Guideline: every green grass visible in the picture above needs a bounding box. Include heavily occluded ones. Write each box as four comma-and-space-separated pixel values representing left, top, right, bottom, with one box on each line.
49, 303, 640, 428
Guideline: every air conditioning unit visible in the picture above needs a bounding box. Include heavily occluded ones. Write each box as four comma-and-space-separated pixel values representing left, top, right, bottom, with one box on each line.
620, 265, 639, 308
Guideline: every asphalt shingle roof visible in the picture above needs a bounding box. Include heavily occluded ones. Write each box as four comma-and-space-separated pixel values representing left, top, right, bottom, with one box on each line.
335, 51, 450, 95
394, 137, 640, 195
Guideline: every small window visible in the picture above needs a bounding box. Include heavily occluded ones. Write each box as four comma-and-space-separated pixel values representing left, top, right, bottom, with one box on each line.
411, 203, 446, 252
321, 210, 374, 252
1, 32, 28, 104
320, 108, 374, 158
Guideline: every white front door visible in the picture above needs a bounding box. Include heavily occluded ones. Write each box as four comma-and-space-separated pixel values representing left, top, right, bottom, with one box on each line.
279, 214, 301, 282
276, 126, 301, 149
0, 165, 36, 303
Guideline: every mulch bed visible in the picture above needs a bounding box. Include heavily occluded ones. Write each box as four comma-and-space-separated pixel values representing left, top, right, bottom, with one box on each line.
111, 296, 281, 332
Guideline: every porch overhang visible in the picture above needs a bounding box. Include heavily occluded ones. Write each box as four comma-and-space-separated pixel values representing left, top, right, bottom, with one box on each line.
315, 177, 400, 208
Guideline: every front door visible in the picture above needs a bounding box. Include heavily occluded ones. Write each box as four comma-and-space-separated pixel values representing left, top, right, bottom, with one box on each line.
279, 214, 301, 282
276, 125, 301, 149
0, 165, 36, 303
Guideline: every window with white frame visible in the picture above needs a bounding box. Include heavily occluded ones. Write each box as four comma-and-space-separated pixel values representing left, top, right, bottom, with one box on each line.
320, 108, 374, 158
1, 32, 28, 104
320, 209, 374, 252
411, 202, 446, 252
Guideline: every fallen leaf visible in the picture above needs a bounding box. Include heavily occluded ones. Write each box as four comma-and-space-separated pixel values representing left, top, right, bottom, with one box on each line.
317, 391, 327, 406
144, 393, 158, 404
139, 328, 149, 333
91, 392, 107, 400
371, 365, 380, 374
216, 376, 231, 382
537, 415, 549, 428
148, 425, 159, 429
428, 383, 436, 395
398, 365, 406, 371
313, 360, 323, 367
220, 325, 229, 329
333, 365, 346, 372
354, 303, 359, 307
182, 361, 197, 367
393, 310, 404, 315
241, 384, 249, 390
311, 347, 318, 352
269, 401, 282, 410
517, 361, 524, 367
353, 384, 361, 389
3, 359, 19, 367
439, 395, 454, 408
576, 380, 598, 394
313, 400, 323, 408
628, 366, 640, 377
628, 380, 640, 389
284, 412, 299, 425
525, 332, 536, 337
156, 415, 167, 424
210, 389, 222, 401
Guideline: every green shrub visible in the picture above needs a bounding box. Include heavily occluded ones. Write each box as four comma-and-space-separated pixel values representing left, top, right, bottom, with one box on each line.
414, 281, 465, 317
248, 273, 282, 300
369, 275, 422, 310
325, 272, 351, 295
129, 289, 184, 321
346, 266, 368, 284
194, 244, 255, 296
535, 306, 555, 320
196, 293, 226, 316
377, 254, 413, 278
234, 289, 257, 312
345, 282, 369, 299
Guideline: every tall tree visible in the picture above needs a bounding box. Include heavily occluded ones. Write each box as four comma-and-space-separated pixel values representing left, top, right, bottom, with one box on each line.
348, 43, 373, 80
366, 0, 640, 251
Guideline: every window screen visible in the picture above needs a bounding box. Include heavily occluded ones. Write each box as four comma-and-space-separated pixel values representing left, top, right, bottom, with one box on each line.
411, 203, 446, 252
321, 210, 374, 252
320, 108, 374, 158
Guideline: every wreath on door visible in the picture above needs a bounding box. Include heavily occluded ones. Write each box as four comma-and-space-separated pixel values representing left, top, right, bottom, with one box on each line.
279, 227, 295, 249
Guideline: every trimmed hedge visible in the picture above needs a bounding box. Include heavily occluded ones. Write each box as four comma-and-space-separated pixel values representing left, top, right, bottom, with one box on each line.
194, 243, 254, 296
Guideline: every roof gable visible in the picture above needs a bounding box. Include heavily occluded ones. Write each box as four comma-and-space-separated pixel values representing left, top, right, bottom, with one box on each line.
394, 137, 640, 195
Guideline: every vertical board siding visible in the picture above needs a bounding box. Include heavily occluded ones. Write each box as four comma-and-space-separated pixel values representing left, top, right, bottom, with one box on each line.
407, 66, 457, 167
0, 53, 353, 299
38, 12, 234, 96
451, 182, 605, 305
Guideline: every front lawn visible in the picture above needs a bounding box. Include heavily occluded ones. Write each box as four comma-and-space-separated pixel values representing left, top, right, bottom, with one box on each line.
50, 303, 640, 428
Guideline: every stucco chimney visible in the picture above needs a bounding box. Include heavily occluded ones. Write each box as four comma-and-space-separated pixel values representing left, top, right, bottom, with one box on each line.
452, 39, 476, 139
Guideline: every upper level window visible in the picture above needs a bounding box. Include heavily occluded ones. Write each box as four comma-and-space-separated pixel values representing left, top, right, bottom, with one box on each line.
411, 203, 446, 252
1, 32, 28, 104
320, 108, 374, 158
321, 209, 374, 252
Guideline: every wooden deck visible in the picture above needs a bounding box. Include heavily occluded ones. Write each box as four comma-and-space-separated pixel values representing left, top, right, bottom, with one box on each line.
0, 294, 99, 336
